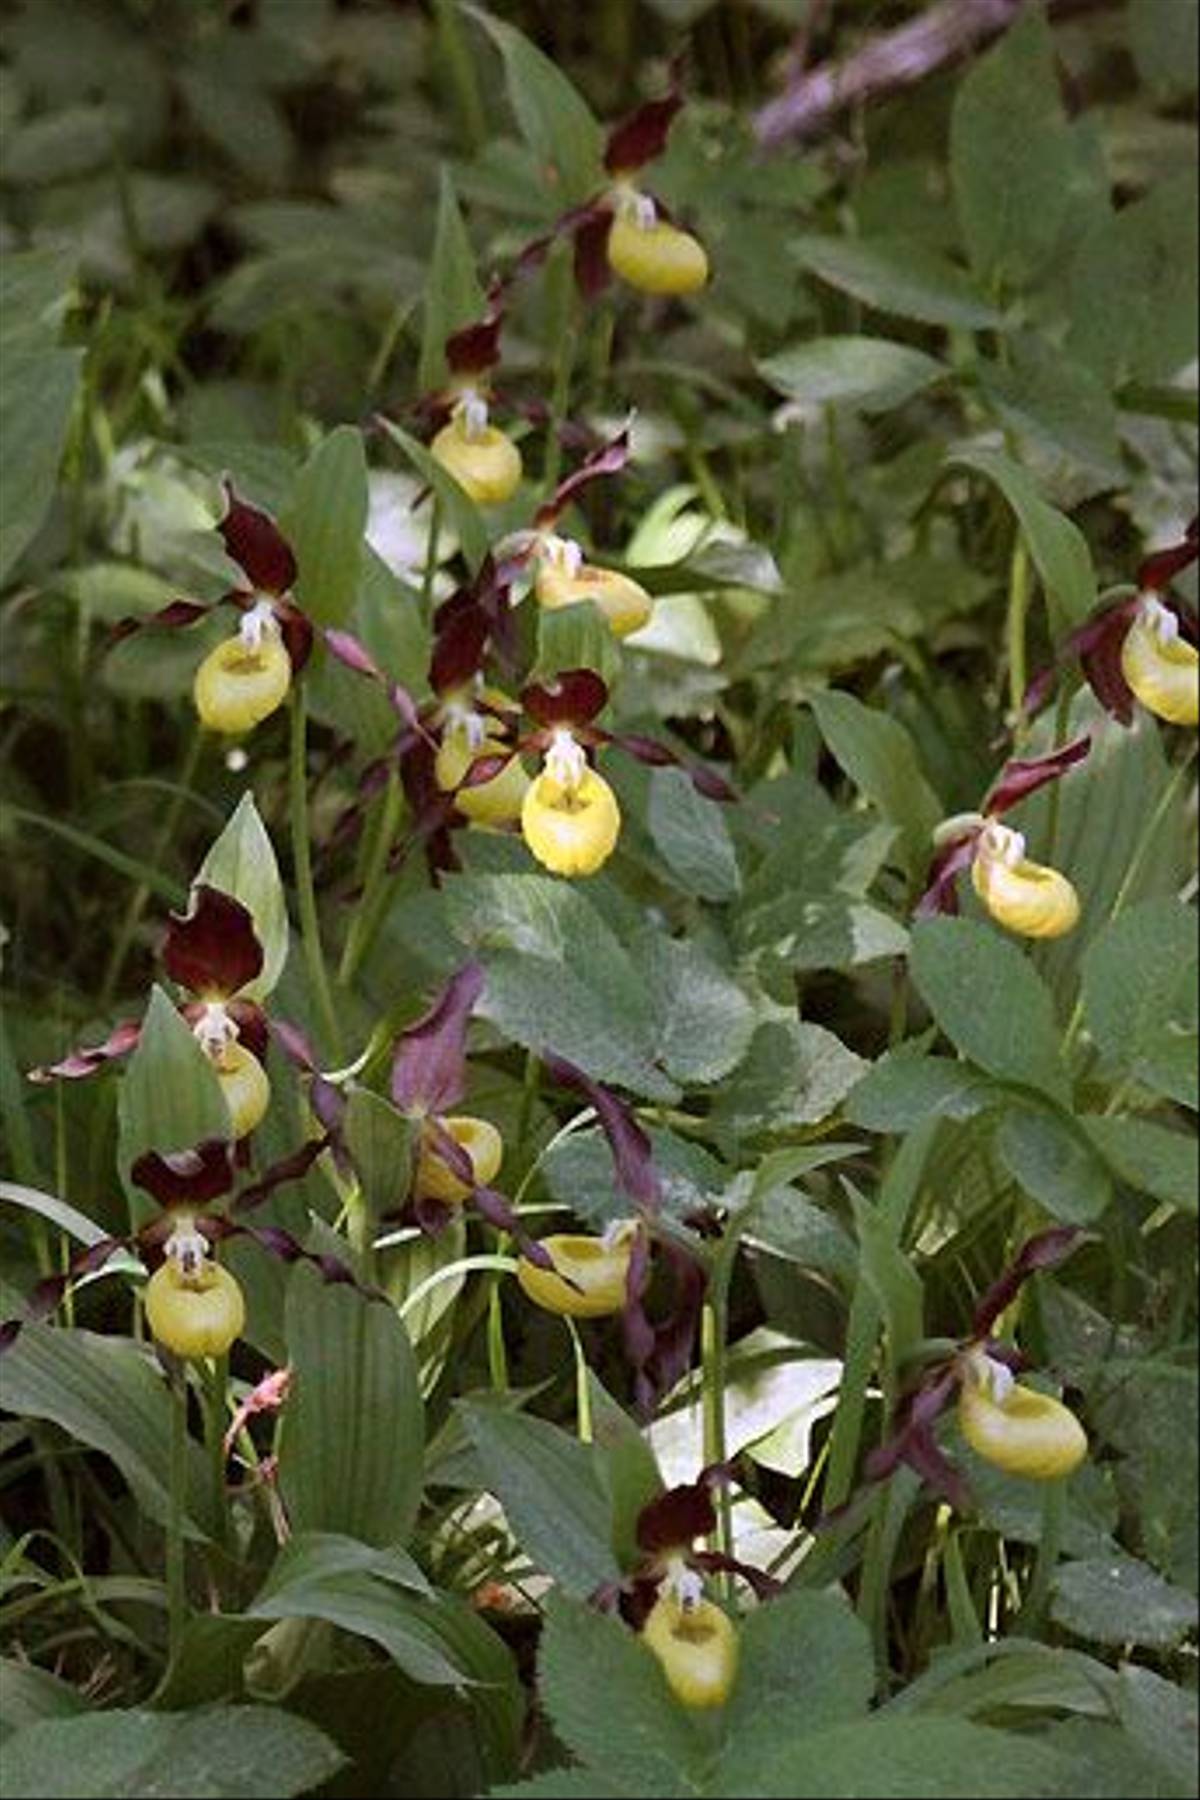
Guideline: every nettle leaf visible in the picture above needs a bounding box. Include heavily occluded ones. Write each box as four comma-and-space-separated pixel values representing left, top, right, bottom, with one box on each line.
194, 794, 289, 1000
737, 1715, 1078, 1798
536, 1595, 709, 1798
117, 987, 228, 1208
280, 1260, 424, 1547
847, 1048, 992, 1133
757, 336, 947, 414
419, 168, 485, 395
1080, 900, 1198, 1110
995, 1102, 1113, 1225
808, 690, 942, 876
445, 874, 677, 1101
1081, 1116, 1197, 1213
791, 234, 1005, 330
645, 767, 741, 902
949, 447, 1095, 631
910, 919, 1069, 1105
950, 5, 1076, 288
543, 1122, 727, 1229
467, 9, 602, 205
743, 894, 908, 973
641, 933, 756, 1087
0, 1704, 344, 1800
459, 1404, 621, 1596
710, 1020, 867, 1140
1051, 1553, 1199, 1649
282, 425, 368, 628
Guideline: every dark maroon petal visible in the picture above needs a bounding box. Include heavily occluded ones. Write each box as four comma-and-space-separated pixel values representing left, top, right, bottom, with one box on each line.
445, 311, 504, 378
626, 1239, 706, 1420
271, 1017, 319, 1072
687, 762, 737, 803
431, 604, 491, 696
219, 482, 297, 595
636, 1475, 717, 1553
542, 1052, 661, 1211
0, 1237, 132, 1353
390, 962, 485, 1115
1081, 634, 1137, 726
522, 670, 610, 728
233, 1137, 328, 1213
418, 1116, 476, 1194
605, 90, 684, 175
1138, 517, 1199, 593
614, 732, 738, 803
225, 1000, 269, 1062
691, 1550, 782, 1600
971, 1227, 1086, 1339
572, 209, 614, 301
162, 886, 264, 1000
132, 1138, 236, 1210
985, 734, 1092, 816
612, 731, 673, 768
457, 750, 516, 793
110, 597, 215, 646
1025, 604, 1136, 725
27, 1018, 143, 1083
535, 426, 631, 531
915, 836, 977, 919
899, 1424, 972, 1511
271, 598, 313, 673
325, 627, 384, 680
472, 1185, 550, 1268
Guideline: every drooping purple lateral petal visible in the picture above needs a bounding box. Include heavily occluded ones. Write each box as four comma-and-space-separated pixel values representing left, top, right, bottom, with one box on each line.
27, 1018, 143, 1083
691, 1550, 782, 1600
915, 835, 976, 918
614, 732, 738, 803
899, 1424, 972, 1511
535, 426, 632, 531
431, 598, 492, 696
219, 482, 297, 595
1025, 603, 1136, 724
1138, 517, 1199, 593
162, 886, 264, 1000
271, 1017, 319, 1072
572, 209, 614, 301
325, 627, 385, 681
863, 1364, 960, 1484
604, 90, 684, 175
417, 1116, 476, 1195
542, 1052, 661, 1210
225, 999, 269, 1062
110, 597, 216, 645
473, 1186, 553, 1270
390, 962, 485, 1115
270, 597, 313, 673
624, 1237, 706, 1420
131, 1138, 236, 1211
445, 311, 505, 379
985, 734, 1092, 816
0, 1237, 133, 1353
1081, 629, 1137, 726
636, 1473, 718, 1553
233, 1137, 328, 1213
971, 1227, 1086, 1338
522, 670, 610, 729
226, 1221, 383, 1303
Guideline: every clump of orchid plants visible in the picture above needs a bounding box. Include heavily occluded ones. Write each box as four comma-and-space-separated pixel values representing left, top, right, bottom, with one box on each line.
917, 737, 1091, 937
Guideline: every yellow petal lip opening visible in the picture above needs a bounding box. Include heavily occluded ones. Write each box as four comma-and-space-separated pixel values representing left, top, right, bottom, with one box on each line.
430, 421, 523, 506
972, 852, 1080, 939
417, 1115, 504, 1205
607, 213, 709, 296
642, 1593, 738, 1709
521, 767, 621, 878
1121, 615, 1199, 726
145, 1259, 246, 1360
515, 1231, 632, 1318
534, 560, 653, 638
193, 633, 292, 735
958, 1376, 1088, 1481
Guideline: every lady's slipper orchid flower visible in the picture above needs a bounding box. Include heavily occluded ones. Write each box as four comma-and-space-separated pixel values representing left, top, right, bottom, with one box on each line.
1026, 519, 1198, 728
532, 534, 653, 638
642, 1584, 737, 1708
917, 736, 1090, 936
425, 309, 523, 506
863, 1228, 1088, 1509
115, 485, 313, 737
29, 886, 275, 1141
432, 683, 530, 827
516, 1220, 639, 1318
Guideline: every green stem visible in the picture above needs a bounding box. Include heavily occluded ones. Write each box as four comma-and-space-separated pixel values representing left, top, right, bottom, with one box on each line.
1018, 1478, 1065, 1632
487, 1282, 509, 1393
167, 1374, 188, 1670
339, 772, 405, 986
100, 725, 204, 1008
1006, 534, 1032, 746
542, 250, 579, 495
566, 1318, 592, 1443
204, 1356, 231, 1560
700, 1301, 733, 1572
288, 689, 344, 1063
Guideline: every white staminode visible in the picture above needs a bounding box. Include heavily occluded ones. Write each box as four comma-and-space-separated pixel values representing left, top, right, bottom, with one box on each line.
192, 999, 238, 1058
966, 1348, 1016, 1405
540, 533, 584, 579
441, 697, 488, 751
453, 387, 489, 442
1137, 592, 1180, 645
164, 1215, 210, 1277
545, 727, 587, 793
976, 820, 1025, 870
663, 1559, 704, 1613
238, 598, 279, 653
613, 182, 658, 231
